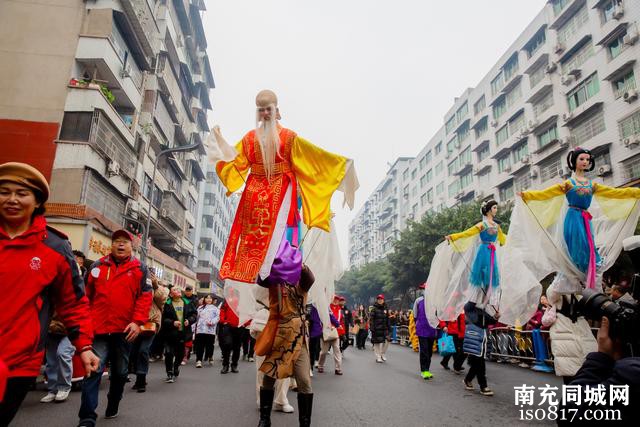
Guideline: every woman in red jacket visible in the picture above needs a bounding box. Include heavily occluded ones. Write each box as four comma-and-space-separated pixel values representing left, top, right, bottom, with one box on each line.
0, 162, 99, 425
438, 313, 466, 373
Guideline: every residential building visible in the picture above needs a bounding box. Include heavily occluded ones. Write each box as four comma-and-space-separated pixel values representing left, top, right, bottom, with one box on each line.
349, 0, 640, 267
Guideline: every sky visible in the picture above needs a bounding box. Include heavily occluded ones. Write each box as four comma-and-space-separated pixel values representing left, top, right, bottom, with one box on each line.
203, 0, 548, 265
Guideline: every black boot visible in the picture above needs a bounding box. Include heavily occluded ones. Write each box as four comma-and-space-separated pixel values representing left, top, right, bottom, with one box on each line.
258, 387, 274, 427
132, 374, 146, 392
221, 365, 229, 374
297, 393, 313, 427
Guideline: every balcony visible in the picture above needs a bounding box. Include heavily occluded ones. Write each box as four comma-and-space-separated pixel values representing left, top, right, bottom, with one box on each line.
550, 0, 587, 31
454, 160, 473, 176
75, 36, 143, 108
120, 0, 160, 60
160, 190, 186, 229
561, 101, 603, 127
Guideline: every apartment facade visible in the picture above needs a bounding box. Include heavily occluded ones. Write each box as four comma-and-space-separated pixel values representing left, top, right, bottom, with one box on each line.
1, 0, 216, 288
349, 0, 640, 268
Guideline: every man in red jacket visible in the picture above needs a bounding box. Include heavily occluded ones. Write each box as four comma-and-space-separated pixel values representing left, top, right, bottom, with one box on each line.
78, 229, 152, 426
0, 162, 99, 425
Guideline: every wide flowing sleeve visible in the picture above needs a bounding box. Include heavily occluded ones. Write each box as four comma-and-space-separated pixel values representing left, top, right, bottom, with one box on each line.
215, 140, 250, 195
520, 180, 570, 229
291, 136, 348, 232
497, 227, 507, 246
448, 223, 482, 253
521, 181, 568, 202
593, 182, 640, 221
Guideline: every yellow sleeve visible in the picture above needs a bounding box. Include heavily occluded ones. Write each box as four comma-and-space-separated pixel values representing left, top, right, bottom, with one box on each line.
521, 181, 569, 202
215, 140, 250, 195
498, 227, 507, 246
593, 182, 640, 199
448, 223, 482, 242
292, 136, 348, 232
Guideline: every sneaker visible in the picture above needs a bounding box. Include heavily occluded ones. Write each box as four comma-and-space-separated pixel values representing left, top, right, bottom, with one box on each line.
440, 361, 450, 370
54, 389, 71, 402
463, 379, 474, 390
104, 401, 119, 419
381, 355, 387, 362
40, 392, 57, 403
165, 375, 174, 383
196, 361, 203, 368
180, 360, 186, 366
422, 371, 433, 380
317, 366, 324, 373
248, 357, 255, 362
275, 403, 295, 413
313, 361, 319, 368
208, 358, 214, 366
310, 369, 314, 377
376, 356, 383, 363
335, 370, 343, 375
480, 387, 494, 396
453, 368, 465, 375
231, 365, 239, 373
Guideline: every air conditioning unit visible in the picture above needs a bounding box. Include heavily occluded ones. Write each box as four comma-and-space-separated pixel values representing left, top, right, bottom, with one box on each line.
519, 128, 530, 138
528, 119, 539, 130
623, 89, 638, 103
597, 164, 612, 176
545, 62, 557, 74
521, 155, 531, 164
567, 68, 582, 77
107, 160, 120, 177
562, 112, 574, 122
160, 209, 168, 217
561, 74, 574, 86
503, 166, 512, 173
623, 137, 640, 148
559, 167, 571, 178
490, 120, 499, 128
530, 168, 539, 179
613, 4, 624, 20
558, 138, 569, 148
554, 42, 566, 54
127, 200, 140, 214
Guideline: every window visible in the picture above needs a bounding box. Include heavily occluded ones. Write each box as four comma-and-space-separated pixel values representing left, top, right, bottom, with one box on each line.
562, 41, 594, 75
540, 156, 562, 182
447, 138, 457, 155
427, 188, 434, 203
499, 182, 514, 201
514, 173, 532, 193
445, 116, 456, 134
552, 0, 570, 17
491, 72, 505, 97
435, 161, 444, 175
503, 54, 519, 82
204, 192, 215, 206
475, 118, 488, 138
411, 169, 417, 180
420, 175, 426, 188
143, 174, 153, 200
206, 171, 215, 183
478, 171, 491, 188
420, 193, 426, 207
529, 62, 546, 88
608, 31, 628, 60
153, 185, 162, 208
498, 154, 512, 173
402, 169, 409, 181
557, 5, 589, 44
411, 186, 418, 197
474, 96, 486, 115
436, 181, 444, 195
435, 142, 442, 155
538, 125, 559, 149
493, 96, 506, 119
426, 169, 433, 183
496, 125, 509, 146
457, 122, 470, 142
567, 73, 600, 111
533, 90, 554, 118
612, 69, 636, 99
478, 144, 490, 162
425, 150, 433, 164
601, 0, 622, 24
460, 172, 473, 188
572, 109, 606, 145
188, 195, 197, 218
202, 215, 214, 228
622, 154, 640, 181
513, 143, 529, 163
525, 28, 546, 58
456, 102, 469, 123
505, 82, 522, 108
200, 238, 212, 251
460, 146, 472, 165
447, 158, 459, 176
618, 109, 640, 139
419, 156, 426, 170
448, 180, 461, 197
59, 112, 93, 141
509, 112, 526, 135
403, 184, 409, 198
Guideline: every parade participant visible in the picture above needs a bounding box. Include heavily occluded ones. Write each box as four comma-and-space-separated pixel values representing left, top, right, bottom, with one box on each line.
208, 89, 358, 323
462, 301, 499, 396
0, 163, 98, 424
412, 283, 437, 379
194, 294, 220, 367
370, 294, 391, 363
161, 286, 197, 382
255, 237, 315, 427
130, 270, 169, 392
78, 229, 152, 426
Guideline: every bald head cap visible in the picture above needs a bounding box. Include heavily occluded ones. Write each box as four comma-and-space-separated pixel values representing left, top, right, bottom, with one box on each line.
256, 90, 278, 107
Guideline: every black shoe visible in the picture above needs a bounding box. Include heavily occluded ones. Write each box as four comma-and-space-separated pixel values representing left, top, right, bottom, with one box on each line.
297, 392, 313, 427
165, 374, 174, 383
440, 361, 450, 370
258, 387, 274, 427
221, 365, 229, 374
132, 375, 146, 392
104, 400, 119, 419
231, 365, 239, 373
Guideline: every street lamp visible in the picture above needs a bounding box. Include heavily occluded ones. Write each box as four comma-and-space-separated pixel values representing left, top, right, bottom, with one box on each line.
141, 139, 202, 264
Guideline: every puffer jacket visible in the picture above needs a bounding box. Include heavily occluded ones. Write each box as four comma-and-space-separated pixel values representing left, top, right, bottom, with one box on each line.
196, 304, 220, 335
549, 311, 596, 376
369, 302, 390, 344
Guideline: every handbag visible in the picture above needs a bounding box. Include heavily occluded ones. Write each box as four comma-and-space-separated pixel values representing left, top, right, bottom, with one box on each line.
323, 327, 339, 341
437, 333, 456, 357
139, 322, 157, 336
255, 317, 279, 356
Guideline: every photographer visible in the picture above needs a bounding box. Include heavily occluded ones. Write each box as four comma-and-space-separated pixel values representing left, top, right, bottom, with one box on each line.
558, 316, 639, 425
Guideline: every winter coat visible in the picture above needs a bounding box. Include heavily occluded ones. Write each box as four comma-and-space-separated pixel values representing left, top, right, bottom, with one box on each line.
369, 302, 390, 344
412, 296, 437, 338
307, 304, 323, 339
330, 303, 345, 336
161, 297, 197, 342
196, 304, 220, 335
85, 254, 152, 334
463, 302, 498, 357
0, 216, 92, 378
150, 285, 169, 328
549, 312, 596, 377
438, 313, 466, 338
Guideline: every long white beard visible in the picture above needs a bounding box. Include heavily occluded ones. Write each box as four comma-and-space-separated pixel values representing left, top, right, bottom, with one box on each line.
255, 113, 280, 179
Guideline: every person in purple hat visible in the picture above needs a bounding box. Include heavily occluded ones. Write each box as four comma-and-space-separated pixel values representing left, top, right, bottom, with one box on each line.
255, 237, 315, 427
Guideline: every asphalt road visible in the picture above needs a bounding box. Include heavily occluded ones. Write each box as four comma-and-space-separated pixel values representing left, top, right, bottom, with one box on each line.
14, 343, 561, 427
